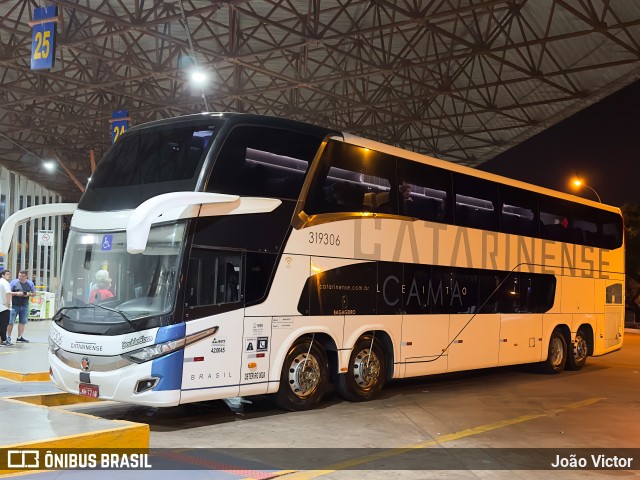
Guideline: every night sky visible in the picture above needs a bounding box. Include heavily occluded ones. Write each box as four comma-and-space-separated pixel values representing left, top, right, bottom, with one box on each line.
479, 80, 640, 208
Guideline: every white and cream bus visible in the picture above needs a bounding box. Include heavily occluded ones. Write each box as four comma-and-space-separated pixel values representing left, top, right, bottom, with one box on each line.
47, 113, 624, 410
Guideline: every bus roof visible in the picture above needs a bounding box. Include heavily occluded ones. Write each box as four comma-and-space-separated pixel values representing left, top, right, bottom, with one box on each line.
124, 112, 335, 138
122, 112, 619, 214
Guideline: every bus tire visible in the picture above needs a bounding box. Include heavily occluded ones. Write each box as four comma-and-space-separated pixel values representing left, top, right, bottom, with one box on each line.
274, 338, 328, 411
541, 329, 567, 374
566, 329, 588, 371
336, 335, 387, 402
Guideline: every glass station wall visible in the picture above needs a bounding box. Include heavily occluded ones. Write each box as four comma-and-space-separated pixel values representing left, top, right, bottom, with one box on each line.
0, 165, 64, 293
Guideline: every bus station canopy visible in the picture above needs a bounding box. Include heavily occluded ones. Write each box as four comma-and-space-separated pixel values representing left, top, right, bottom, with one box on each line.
0, 0, 639, 201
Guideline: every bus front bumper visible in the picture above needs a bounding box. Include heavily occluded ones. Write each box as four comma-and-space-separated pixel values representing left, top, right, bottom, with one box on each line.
48, 350, 182, 407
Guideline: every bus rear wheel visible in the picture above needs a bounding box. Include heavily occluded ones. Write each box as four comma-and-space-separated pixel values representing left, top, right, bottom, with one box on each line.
541, 329, 567, 374
336, 335, 387, 402
274, 338, 328, 411
566, 329, 588, 371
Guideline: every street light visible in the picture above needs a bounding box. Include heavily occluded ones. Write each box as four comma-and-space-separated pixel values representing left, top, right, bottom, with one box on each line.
571, 178, 602, 203
43, 160, 56, 172
42, 156, 85, 193
189, 67, 208, 86
186, 65, 210, 112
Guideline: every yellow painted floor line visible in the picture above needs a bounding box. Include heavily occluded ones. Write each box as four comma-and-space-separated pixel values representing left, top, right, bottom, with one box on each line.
2, 423, 149, 451
9, 392, 101, 407
271, 396, 607, 480
0, 423, 149, 476
0, 369, 50, 382
0, 396, 149, 475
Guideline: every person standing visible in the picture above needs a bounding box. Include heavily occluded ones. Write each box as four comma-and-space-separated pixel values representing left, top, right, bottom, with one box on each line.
8, 270, 35, 343
0, 269, 11, 346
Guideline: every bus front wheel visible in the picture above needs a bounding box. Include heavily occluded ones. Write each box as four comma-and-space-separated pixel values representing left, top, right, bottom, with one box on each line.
566, 329, 588, 371
336, 335, 387, 402
274, 338, 328, 411
541, 330, 567, 374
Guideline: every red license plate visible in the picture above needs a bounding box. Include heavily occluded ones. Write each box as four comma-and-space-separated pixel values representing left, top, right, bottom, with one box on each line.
78, 383, 99, 398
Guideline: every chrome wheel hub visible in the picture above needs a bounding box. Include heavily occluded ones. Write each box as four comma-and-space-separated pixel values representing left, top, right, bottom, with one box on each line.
574, 335, 588, 361
288, 352, 321, 398
353, 349, 381, 389
550, 337, 564, 367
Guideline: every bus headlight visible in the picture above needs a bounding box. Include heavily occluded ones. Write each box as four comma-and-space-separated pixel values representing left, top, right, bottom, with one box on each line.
48, 335, 60, 354
122, 338, 185, 363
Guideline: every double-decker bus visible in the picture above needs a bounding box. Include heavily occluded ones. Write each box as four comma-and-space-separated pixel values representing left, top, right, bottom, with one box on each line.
47, 113, 624, 410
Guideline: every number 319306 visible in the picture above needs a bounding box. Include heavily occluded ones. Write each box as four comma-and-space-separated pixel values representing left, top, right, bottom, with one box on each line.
309, 232, 340, 246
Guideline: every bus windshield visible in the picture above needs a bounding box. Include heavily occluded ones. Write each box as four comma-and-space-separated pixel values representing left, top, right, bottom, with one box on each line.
80, 121, 220, 211
59, 223, 186, 322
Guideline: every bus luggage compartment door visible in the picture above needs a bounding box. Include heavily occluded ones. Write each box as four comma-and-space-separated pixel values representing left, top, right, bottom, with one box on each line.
447, 313, 500, 372
603, 306, 624, 350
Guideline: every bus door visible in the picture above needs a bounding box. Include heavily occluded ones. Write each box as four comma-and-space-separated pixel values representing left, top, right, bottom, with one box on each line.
602, 280, 624, 351
180, 250, 244, 402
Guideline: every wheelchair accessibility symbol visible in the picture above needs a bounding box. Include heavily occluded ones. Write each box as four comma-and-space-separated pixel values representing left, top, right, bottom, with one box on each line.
102, 234, 113, 251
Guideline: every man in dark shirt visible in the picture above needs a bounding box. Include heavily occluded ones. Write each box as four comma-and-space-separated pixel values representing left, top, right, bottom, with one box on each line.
8, 270, 35, 343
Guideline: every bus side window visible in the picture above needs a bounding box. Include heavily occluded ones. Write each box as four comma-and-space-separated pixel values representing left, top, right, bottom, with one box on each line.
539, 195, 572, 243
207, 125, 323, 201
453, 174, 499, 232
478, 272, 502, 313
396, 158, 452, 223
225, 262, 239, 302
500, 186, 538, 237
479, 272, 555, 314
304, 141, 397, 216
183, 134, 207, 179
449, 269, 479, 314
531, 275, 556, 313
573, 203, 623, 249
185, 251, 243, 312
245, 253, 278, 306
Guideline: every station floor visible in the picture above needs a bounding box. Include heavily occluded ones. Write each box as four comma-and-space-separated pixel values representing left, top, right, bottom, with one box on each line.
1, 321, 640, 479
0, 319, 54, 379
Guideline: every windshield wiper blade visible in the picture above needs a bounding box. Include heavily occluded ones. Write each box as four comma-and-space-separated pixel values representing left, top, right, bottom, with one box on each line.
58, 305, 138, 332
91, 304, 138, 332
52, 310, 70, 324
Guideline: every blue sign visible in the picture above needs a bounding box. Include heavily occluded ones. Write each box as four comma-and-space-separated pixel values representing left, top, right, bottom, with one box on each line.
101, 235, 113, 251
30, 6, 58, 70
110, 110, 130, 143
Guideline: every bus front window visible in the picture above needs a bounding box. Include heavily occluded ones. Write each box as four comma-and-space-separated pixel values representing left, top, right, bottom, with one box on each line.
59, 223, 186, 322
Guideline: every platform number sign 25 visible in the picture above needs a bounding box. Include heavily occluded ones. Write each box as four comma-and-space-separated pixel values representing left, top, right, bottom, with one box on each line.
30, 6, 58, 70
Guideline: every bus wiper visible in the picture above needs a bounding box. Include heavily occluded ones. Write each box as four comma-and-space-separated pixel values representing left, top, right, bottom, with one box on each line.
57, 305, 138, 332
91, 304, 138, 332
53, 306, 90, 323
52, 310, 70, 324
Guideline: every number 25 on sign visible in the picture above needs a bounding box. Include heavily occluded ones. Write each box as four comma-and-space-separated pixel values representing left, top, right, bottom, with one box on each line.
30, 6, 58, 70
33, 31, 51, 61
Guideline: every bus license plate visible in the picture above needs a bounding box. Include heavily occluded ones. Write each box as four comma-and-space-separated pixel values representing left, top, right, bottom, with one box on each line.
79, 383, 99, 398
